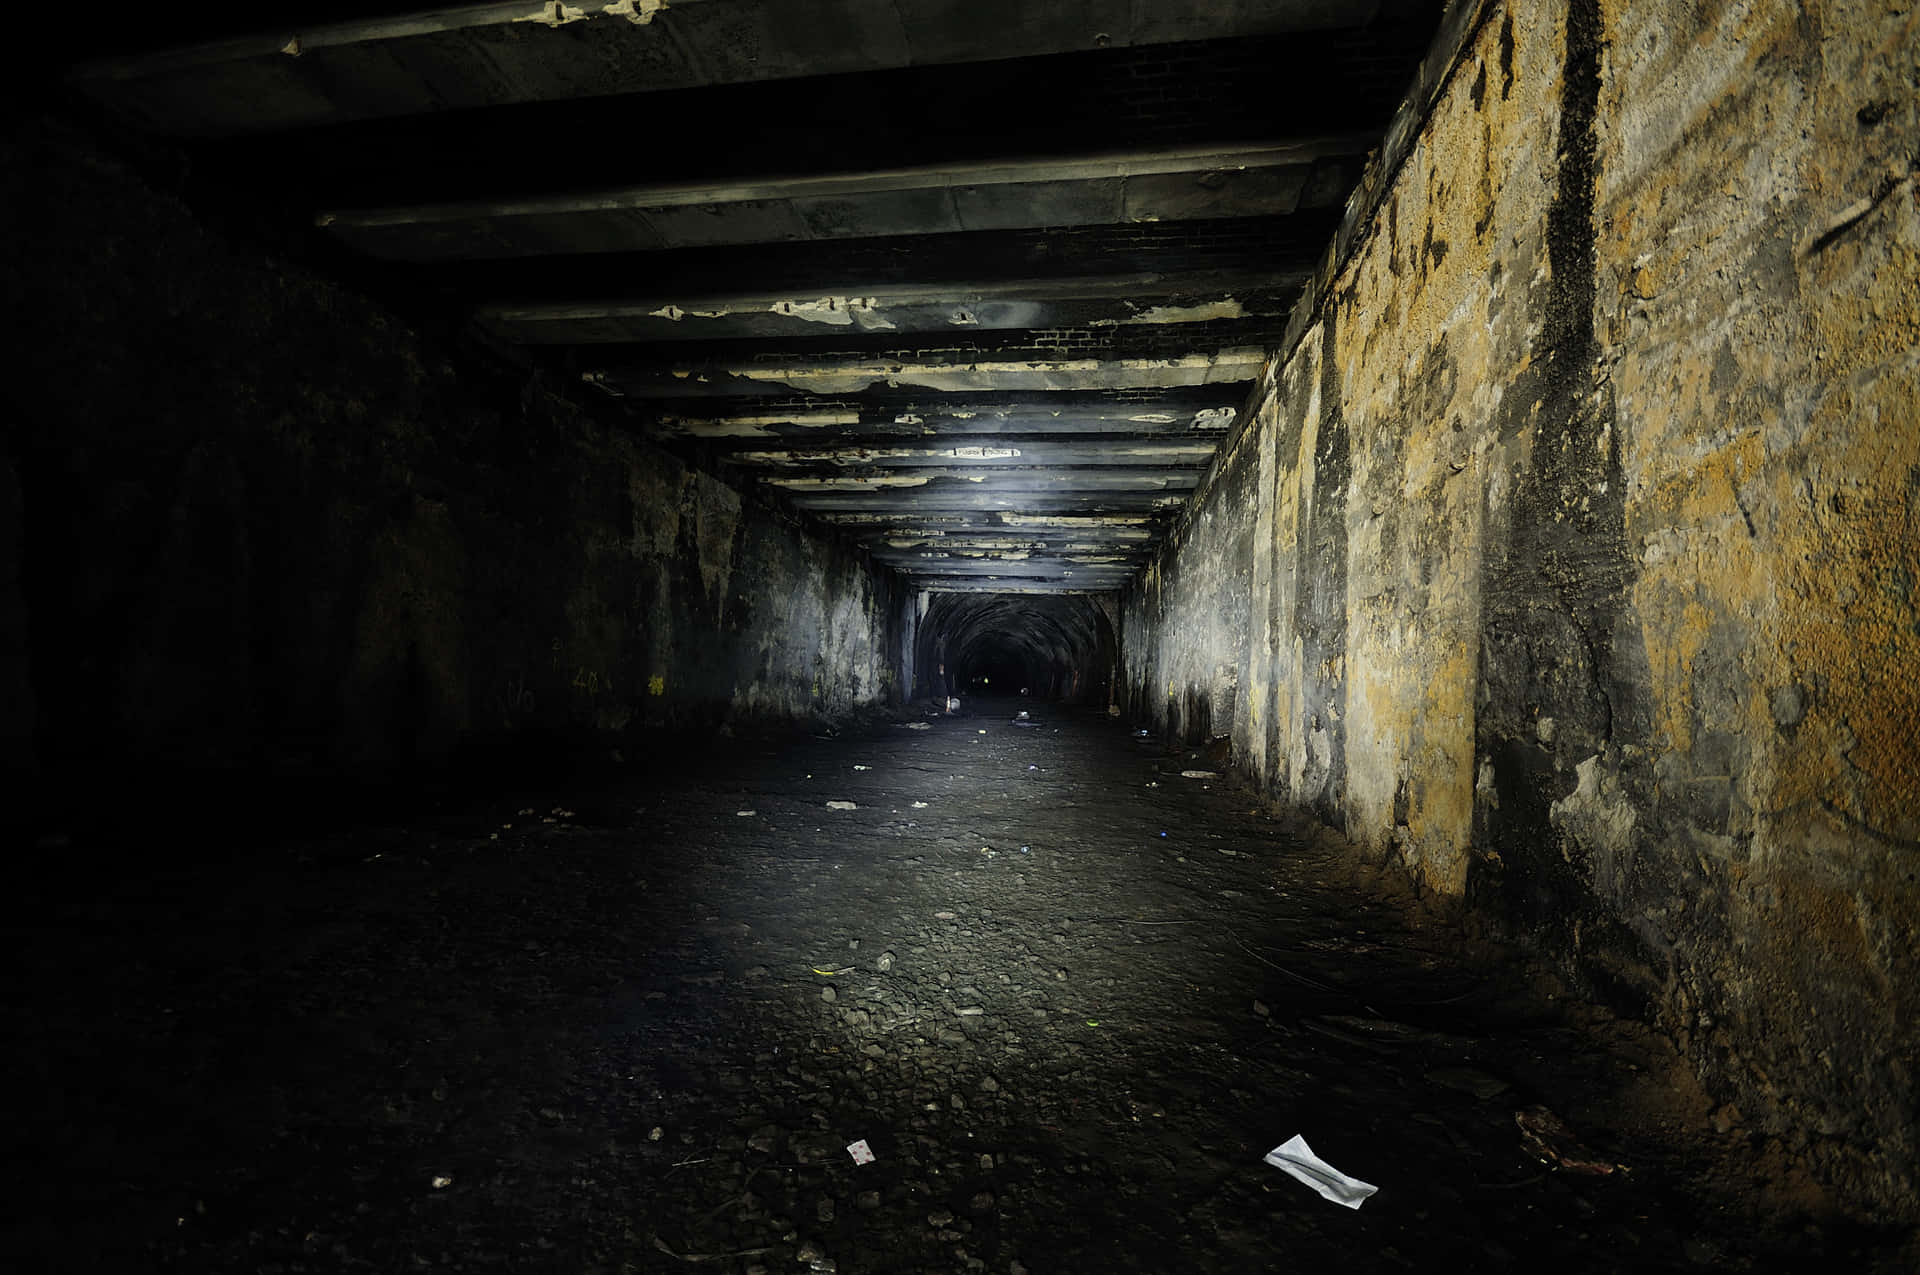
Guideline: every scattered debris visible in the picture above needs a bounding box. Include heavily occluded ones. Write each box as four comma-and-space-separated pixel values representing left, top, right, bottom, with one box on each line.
1299, 1018, 1398, 1052
1181, 770, 1220, 779
911, 801, 928, 808
846, 1139, 876, 1165
1515, 1105, 1624, 1175
1430, 1067, 1510, 1100
1306, 1015, 1455, 1048
735, 809, 755, 817
853, 764, 870, 770
1263, 1135, 1378, 1208
904, 721, 931, 730
430, 1175, 453, 1190
651, 1234, 775, 1263
825, 800, 857, 810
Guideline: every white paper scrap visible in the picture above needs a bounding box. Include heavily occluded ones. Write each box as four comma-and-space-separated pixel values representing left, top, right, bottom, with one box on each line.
1263, 1135, 1378, 1209
846, 1139, 876, 1165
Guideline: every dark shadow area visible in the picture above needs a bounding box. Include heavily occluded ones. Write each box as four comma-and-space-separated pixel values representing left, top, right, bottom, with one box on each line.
4, 708, 1903, 1273
917, 594, 1116, 705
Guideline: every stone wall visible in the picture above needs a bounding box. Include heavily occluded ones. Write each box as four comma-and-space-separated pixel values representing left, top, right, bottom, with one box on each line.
0, 120, 903, 810
1124, 0, 1918, 1219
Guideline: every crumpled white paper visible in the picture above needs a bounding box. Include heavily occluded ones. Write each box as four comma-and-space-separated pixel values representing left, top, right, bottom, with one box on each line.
1263, 1134, 1378, 1208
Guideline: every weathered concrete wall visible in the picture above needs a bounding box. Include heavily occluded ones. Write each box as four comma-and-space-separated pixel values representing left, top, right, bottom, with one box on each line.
1123, 434, 1255, 746
0, 120, 902, 810
1125, 0, 1919, 1219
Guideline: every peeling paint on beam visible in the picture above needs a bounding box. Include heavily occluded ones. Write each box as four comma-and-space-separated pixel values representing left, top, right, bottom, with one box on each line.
921, 584, 1115, 596
73, 2, 692, 80
908, 563, 1137, 578
878, 536, 1149, 551
317, 142, 1373, 259
998, 513, 1157, 528
762, 469, 1201, 492
725, 441, 1217, 468
75, 5, 1376, 137
323, 143, 1362, 227
1086, 298, 1247, 327
876, 526, 1156, 541
814, 512, 1160, 531
898, 568, 1136, 583
873, 539, 1147, 552
911, 577, 1134, 592
783, 492, 1191, 513
479, 271, 1304, 342
604, 349, 1268, 398
652, 400, 1244, 439
649, 410, 863, 438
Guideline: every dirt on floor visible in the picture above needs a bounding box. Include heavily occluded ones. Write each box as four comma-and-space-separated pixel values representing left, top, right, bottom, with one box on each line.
5, 699, 1914, 1273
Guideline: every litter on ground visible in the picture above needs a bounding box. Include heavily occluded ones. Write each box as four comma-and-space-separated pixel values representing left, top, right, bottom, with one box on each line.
1263, 1135, 1378, 1208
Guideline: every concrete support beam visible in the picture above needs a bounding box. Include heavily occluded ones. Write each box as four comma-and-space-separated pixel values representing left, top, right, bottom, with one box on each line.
875, 553, 1146, 573
764, 469, 1201, 494
319, 141, 1370, 262
479, 270, 1307, 342
592, 348, 1267, 398
649, 398, 1242, 439
783, 490, 1189, 514
890, 561, 1138, 581
921, 583, 1116, 596
75, 2, 1374, 136
913, 572, 1133, 592
875, 535, 1151, 554
724, 439, 1220, 470
817, 511, 1161, 533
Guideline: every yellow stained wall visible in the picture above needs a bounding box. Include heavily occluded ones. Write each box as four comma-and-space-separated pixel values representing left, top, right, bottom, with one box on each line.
1125, 0, 1918, 1220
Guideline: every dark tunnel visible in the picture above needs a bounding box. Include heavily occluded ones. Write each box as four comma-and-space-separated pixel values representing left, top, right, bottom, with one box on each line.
917, 594, 1115, 704
3, 2, 1916, 1271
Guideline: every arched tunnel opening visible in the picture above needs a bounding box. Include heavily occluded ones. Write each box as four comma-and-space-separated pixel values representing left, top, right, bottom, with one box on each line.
916, 594, 1115, 705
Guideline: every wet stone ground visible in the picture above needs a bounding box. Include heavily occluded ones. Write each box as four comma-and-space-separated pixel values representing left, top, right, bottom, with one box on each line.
6, 701, 1909, 1273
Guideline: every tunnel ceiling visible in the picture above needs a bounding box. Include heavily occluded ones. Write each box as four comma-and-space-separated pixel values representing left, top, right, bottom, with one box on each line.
67, 0, 1443, 596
